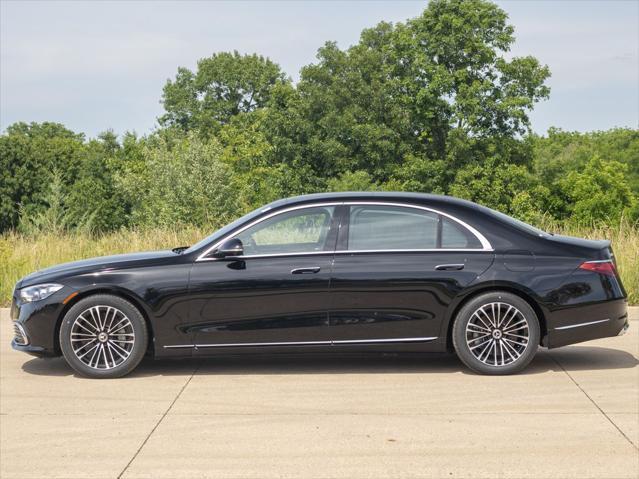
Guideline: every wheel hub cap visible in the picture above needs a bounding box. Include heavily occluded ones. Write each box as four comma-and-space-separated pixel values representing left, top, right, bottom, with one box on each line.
98, 332, 108, 343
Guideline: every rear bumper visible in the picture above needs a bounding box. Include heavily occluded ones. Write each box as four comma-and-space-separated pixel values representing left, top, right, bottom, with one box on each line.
545, 298, 628, 348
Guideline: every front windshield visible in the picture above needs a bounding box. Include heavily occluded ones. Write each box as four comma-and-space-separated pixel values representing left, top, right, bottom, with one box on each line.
184, 206, 273, 254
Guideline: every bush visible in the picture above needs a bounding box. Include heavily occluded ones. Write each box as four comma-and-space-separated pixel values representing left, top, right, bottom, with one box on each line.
117, 132, 239, 229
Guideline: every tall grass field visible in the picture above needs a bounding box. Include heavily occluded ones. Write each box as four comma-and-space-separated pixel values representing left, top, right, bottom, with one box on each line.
1, 222, 637, 305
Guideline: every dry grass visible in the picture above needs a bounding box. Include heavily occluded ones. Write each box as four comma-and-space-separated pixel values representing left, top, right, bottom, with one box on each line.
1, 222, 637, 305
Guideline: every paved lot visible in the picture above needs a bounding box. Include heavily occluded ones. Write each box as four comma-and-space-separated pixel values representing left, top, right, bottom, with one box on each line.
1, 308, 637, 479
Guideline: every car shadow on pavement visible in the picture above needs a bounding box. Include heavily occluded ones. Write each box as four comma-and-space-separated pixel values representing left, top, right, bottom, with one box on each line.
20, 345, 639, 378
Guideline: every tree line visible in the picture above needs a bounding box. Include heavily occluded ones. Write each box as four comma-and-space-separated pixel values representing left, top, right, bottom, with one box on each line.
1, 0, 637, 236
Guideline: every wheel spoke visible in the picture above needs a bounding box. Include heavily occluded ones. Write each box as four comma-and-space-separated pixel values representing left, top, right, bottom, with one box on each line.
470, 337, 492, 350
467, 322, 491, 334
503, 319, 528, 332
76, 317, 97, 334
503, 337, 528, 348
108, 342, 126, 360
503, 332, 528, 341
477, 308, 495, 328
467, 333, 491, 343
472, 312, 493, 331
497, 305, 512, 328
501, 339, 519, 361
108, 318, 130, 335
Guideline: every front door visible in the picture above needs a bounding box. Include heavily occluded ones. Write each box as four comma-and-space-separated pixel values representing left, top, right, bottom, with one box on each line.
328, 204, 494, 346
187, 205, 338, 351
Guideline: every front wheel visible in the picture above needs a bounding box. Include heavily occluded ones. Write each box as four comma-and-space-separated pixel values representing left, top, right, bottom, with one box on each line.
452, 292, 540, 375
59, 294, 148, 378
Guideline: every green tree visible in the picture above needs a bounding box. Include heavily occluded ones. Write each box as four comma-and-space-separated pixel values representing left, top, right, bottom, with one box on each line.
449, 157, 550, 223
117, 132, 239, 228
0, 122, 84, 232
558, 156, 635, 225
160, 51, 288, 136
261, 0, 550, 189
65, 131, 132, 232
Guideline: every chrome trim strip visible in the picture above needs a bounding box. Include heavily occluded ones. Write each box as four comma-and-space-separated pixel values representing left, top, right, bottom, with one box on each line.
195, 340, 331, 348
163, 336, 439, 349
333, 336, 437, 345
196, 200, 492, 261
13, 323, 29, 346
554, 318, 610, 330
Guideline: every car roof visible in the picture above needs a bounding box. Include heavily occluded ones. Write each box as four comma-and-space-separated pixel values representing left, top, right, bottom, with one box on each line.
266, 191, 482, 211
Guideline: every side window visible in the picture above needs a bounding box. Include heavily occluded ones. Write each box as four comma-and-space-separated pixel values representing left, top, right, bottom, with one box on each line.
236, 207, 335, 255
348, 205, 438, 250
441, 217, 482, 249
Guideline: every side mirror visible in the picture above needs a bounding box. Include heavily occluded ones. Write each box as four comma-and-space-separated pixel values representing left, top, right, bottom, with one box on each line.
213, 238, 244, 258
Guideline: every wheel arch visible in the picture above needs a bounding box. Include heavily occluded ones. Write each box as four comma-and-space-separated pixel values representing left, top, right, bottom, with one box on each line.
54, 287, 155, 356
443, 284, 548, 351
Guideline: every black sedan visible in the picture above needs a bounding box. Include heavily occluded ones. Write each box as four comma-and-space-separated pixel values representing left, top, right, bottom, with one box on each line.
11, 192, 629, 378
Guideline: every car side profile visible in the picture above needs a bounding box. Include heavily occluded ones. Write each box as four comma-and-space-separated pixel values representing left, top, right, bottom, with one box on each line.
11, 192, 629, 378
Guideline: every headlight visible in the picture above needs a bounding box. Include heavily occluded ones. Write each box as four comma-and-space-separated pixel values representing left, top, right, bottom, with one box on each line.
19, 283, 64, 303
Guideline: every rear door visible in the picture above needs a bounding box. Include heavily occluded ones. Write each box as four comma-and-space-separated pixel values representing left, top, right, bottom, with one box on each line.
328, 203, 494, 346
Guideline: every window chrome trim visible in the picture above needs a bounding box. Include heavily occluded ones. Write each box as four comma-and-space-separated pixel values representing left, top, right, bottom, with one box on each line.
196, 201, 493, 262
554, 318, 610, 330
163, 336, 438, 349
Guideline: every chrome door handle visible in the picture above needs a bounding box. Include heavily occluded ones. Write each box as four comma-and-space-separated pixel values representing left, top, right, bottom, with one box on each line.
291, 266, 321, 274
435, 264, 465, 271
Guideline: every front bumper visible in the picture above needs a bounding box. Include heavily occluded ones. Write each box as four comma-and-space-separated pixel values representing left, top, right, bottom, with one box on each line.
11, 339, 53, 357
10, 288, 69, 357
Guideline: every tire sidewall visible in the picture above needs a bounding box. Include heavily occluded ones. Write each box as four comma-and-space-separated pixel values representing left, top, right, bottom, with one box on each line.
59, 294, 148, 378
452, 291, 540, 375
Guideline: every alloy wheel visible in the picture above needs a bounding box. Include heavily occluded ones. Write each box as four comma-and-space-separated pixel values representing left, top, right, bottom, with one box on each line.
70, 305, 135, 370
465, 302, 530, 367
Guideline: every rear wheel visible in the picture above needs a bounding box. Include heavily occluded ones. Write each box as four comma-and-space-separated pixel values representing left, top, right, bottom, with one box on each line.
59, 294, 148, 378
452, 291, 540, 375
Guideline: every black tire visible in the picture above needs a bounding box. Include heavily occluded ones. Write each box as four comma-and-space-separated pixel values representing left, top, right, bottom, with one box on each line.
59, 294, 148, 378
452, 291, 540, 375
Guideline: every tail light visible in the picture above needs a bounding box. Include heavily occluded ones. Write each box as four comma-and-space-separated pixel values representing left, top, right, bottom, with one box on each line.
579, 260, 617, 277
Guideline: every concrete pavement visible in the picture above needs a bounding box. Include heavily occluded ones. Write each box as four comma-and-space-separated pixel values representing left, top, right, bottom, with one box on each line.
1, 307, 637, 479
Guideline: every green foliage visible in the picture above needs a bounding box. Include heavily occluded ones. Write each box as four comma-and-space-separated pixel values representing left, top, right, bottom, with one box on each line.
558, 156, 635, 225
18, 170, 72, 236
327, 171, 380, 192
258, 0, 549, 195
0, 122, 84, 231
160, 51, 288, 136
449, 158, 550, 223
117, 132, 239, 228
65, 131, 131, 232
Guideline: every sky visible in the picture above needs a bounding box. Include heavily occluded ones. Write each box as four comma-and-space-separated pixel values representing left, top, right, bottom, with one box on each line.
1, 0, 638, 138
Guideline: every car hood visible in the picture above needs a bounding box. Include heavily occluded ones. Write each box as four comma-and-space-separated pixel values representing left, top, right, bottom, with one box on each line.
17, 250, 177, 289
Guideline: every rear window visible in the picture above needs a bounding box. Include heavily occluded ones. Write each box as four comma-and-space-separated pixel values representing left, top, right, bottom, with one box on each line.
348, 205, 438, 250
441, 217, 482, 249
480, 206, 548, 237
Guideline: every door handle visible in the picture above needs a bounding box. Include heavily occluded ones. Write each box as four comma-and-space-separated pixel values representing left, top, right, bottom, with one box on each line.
291, 266, 321, 274
435, 264, 465, 271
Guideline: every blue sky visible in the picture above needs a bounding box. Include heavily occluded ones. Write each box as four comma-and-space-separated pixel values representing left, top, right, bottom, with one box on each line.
1, 0, 637, 138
